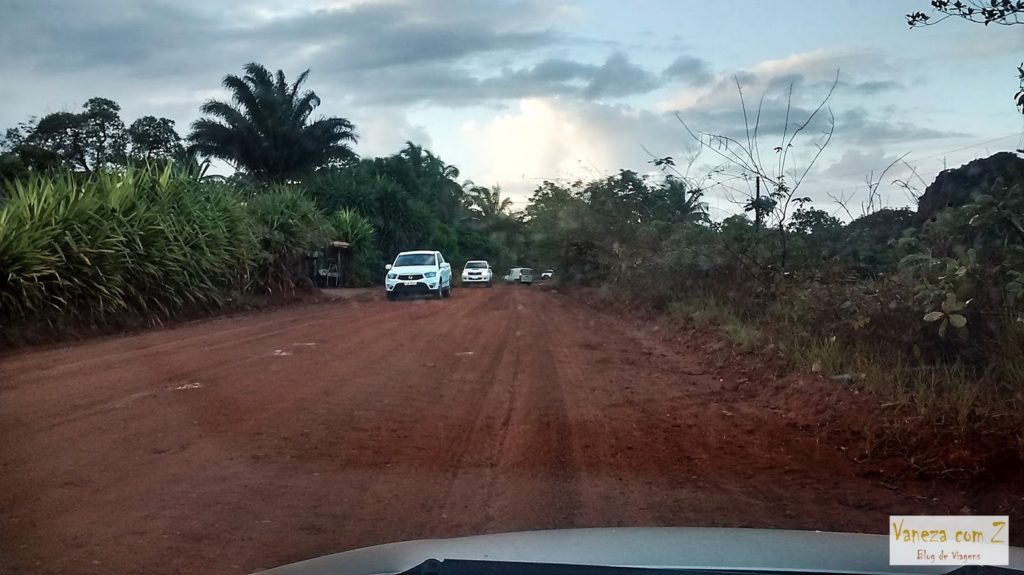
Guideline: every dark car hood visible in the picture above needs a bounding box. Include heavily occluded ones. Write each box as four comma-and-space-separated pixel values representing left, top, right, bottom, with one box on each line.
257, 527, 1024, 575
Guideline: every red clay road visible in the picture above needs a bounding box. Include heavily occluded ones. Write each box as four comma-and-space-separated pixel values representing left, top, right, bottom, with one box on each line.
0, 286, 977, 574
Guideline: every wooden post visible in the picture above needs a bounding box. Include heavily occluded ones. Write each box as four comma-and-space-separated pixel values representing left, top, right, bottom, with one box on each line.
754, 175, 762, 232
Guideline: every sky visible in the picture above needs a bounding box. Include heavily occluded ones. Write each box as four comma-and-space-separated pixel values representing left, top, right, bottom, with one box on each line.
1, 0, 1022, 219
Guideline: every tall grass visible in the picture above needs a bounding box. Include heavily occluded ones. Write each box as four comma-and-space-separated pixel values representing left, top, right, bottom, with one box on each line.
0, 165, 256, 334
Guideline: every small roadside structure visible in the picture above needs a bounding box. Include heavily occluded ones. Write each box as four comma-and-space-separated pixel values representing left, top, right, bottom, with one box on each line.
311, 241, 351, 288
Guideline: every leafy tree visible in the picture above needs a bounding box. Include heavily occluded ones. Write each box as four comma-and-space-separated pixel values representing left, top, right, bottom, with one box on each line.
787, 207, 842, 236
77, 98, 128, 170
128, 116, 184, 162
8, 114, 82, 171
189, 63, 357, 180
521, 171, 712, 283
386, 142, 465, 222
3, 98, 128, 173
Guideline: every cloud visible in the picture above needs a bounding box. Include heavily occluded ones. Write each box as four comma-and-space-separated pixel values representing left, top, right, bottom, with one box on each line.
656, 47, 960, 151
835, 108, 968, 144
661, 46, 902, 109
352, 108, 433, 158
662, 56, 714, 86
823, 148, 906, 179
851, 80, 903, 94
584, 53, 662, 98
336, 52, 667, 107
460, 97, 702, 203
0, 0, 563, 76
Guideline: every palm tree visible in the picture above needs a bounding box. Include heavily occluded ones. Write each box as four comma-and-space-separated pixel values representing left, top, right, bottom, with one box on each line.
189, 63, 357, 181
464, 183, 513, 219
659, 175, 709, 225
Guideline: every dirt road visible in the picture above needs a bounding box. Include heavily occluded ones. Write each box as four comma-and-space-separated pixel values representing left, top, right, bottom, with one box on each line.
0, 286, 986, 574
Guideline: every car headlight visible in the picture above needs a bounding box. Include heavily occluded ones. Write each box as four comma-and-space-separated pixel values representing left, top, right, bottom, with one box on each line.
424, 271, 437, 278
387, 273, 397, 279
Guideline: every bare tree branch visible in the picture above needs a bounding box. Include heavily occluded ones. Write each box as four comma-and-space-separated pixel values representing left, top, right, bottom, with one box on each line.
827, 189, 857, 220
862, 152, 909, 215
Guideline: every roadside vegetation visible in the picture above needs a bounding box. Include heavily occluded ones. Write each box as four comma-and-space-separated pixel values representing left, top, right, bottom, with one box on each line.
519, 152, 1024, 469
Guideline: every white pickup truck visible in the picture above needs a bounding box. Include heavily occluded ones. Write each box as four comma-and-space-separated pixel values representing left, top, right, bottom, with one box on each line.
384, 250, 452, 300
461, 260, 494, 287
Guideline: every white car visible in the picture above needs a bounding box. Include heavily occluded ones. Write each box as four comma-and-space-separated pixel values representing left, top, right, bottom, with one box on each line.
384, 250, 452, 300
503, 267, 534, 284
461, 260, 493, 287
540, 269, 554, 280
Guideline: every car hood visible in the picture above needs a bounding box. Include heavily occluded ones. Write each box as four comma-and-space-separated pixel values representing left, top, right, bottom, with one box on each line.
256, 527, 1024, 575
389, 265, 438, 276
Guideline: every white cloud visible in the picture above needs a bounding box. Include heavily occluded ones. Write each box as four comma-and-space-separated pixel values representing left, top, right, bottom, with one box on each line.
464, 98, 614, 199
351, 108, 433, 158
458, 97, 707, 204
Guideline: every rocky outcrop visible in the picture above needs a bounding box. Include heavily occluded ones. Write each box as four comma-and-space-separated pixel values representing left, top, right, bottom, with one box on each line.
914, 151, 1024, 223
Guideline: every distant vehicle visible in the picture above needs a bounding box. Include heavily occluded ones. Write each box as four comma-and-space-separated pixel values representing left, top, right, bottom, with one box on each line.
461, 260, 493, 287
504, 267, 534, 285
540, 269, 554, 280
385, 250, 452, 300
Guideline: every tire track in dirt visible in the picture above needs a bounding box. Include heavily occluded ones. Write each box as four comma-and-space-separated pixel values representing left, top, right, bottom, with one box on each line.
428, 288, 583, 534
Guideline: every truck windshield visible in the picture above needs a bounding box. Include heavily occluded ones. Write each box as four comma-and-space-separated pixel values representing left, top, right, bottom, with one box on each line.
394, 254, 436, 267
465, 262, 488, 269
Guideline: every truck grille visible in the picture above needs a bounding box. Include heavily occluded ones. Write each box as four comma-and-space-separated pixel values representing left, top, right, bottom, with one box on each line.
398, 274, 423, 281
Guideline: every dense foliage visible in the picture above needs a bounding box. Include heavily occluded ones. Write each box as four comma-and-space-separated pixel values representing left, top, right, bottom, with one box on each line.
305, 143, 524, 274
